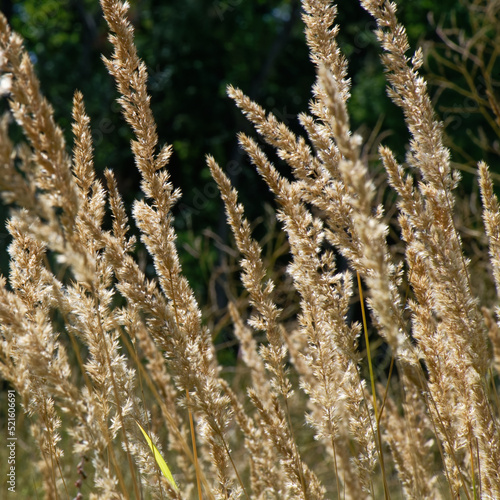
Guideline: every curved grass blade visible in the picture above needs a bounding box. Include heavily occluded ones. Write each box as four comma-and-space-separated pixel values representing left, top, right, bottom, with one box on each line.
136, 421, 179, 492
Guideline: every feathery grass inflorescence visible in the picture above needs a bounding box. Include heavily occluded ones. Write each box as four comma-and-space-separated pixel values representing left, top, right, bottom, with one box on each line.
1, 0, 500, 499
361, 1, 500, 496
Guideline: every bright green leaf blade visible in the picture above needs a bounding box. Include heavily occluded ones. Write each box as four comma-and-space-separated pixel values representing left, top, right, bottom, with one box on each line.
136, 421, 179, 492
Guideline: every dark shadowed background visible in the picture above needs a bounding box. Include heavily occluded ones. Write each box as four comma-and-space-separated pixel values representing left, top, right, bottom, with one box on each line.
1, 0, 498, 314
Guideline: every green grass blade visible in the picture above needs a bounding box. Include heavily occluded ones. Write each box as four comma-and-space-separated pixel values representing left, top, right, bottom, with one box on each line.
136, 421, 179, 492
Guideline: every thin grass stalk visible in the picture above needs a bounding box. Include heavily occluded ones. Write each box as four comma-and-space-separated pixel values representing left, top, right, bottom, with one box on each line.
357, 271, 389, 500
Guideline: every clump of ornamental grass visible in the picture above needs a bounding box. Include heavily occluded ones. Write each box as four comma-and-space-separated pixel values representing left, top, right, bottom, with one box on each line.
0, 0, 500, 499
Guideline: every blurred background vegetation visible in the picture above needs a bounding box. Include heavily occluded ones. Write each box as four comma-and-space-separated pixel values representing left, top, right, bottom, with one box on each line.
1, 0, 499, 335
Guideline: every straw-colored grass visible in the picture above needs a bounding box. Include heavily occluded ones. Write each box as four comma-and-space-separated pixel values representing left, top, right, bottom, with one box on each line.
0, 0, 499, 498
